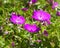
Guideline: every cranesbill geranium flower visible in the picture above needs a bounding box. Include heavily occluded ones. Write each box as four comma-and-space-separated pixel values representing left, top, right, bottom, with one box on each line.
24, 24, 40, 33
52, 2, 58, 9
32, 10, 51, 24
10, 12, 25, 24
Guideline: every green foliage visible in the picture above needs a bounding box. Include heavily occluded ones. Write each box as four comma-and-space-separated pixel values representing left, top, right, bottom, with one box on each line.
0, 0, 60, 48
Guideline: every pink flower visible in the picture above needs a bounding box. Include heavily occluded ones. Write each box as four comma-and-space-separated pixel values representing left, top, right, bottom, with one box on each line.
43, 30, 48, 36
52, 2, 58, 9
56, 11, 60, 16
10, 12, 25, 24
29, 0, 37, 5
32, 10, 51, 25
11, 42, 15, 47
32, 10, 51, 21
21, 8, 28, 11
47, 0, 54, 4
24, 24, 40, 33
35, 40, 41, 42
